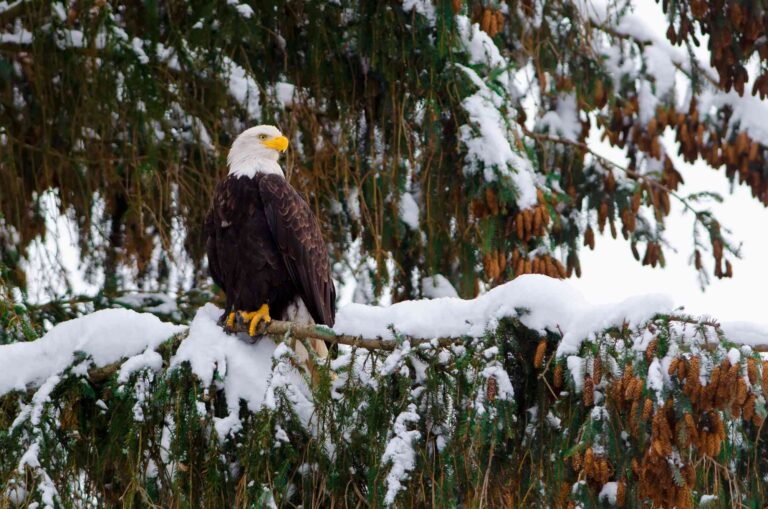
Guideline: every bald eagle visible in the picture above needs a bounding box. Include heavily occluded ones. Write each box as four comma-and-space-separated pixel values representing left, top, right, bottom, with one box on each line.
205, 125, 335, 348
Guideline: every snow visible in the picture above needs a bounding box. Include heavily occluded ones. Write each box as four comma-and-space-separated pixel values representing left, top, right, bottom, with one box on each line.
13, 374, 61, 429
116, 292, 178, 315
335, 275, 672, 358
54, 29, 93, 50
697, 89, 768, 148
573, 0, 768, 150
0, 0, 23, 15
721, 321, 768, 348
275, 82, 295, 108
130, 371, 154, 422
222, 56, 261, 120
130, 38, 150, 64
646, 358, 664, 400
567, 356, 585, 393
538, 93, 581, 142
118, 348, 163, 384
556, 293, 673, 357
381, 404, 421, 506
483, 346, 499, 359
171, 304, 313, 434
10, 19, 151, 73
546, 411, 562, 429
263, 343, 315, 430
5, 483, 26, 505
16, 441, 59, 508
575, 0, 681, 58
456, 16, 506, 71
0, 26, 32, 44
453, 14, 538, 209
274, 425, 290, 444
421, 274, 459, 299
258, 487, 279, 509
598, 482, 618, 505
643, 46, 676, 91
346, 187, 361, 219
475, 362, 515, 414
227, 0, 253, 19
214, 412, 242, 442
457, 65, 538, 207
727, 347, 741, 365
399, 192, 420, 229
171, 304, 280, 412
17, 441, 41, 471
0, 309, 184, 395
402, 0, 436, 26
381, 341, 412, 377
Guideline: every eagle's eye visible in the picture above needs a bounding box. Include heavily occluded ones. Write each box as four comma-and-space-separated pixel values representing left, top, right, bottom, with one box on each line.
258, 134, 268, 140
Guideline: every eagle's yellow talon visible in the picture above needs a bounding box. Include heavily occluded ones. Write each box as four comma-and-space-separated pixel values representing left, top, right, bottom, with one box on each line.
240, 304, 271, 336
225, 312, 236, 329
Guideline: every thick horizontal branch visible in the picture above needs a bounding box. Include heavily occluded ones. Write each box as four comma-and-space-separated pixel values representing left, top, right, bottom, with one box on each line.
232, 319, 465, 351
250, 318, 768, 353
86, 320, 466, 384
84, 316, 768, 385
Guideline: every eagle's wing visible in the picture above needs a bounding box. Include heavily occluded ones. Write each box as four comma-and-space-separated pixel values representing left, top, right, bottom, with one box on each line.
204, 183, 227, 293
259, 174, 336, 326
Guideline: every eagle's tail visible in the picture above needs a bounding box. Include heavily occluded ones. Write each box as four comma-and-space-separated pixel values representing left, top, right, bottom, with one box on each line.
282, 297, 329, 381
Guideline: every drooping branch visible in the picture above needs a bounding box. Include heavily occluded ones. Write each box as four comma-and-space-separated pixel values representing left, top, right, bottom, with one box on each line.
521, 127, 698, 215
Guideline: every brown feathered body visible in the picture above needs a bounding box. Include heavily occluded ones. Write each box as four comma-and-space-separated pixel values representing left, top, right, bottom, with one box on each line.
205, 173, 335, 326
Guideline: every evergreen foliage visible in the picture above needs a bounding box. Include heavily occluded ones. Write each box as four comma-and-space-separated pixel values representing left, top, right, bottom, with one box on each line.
3, 1, 768, 506
2, 0, 765, 303
2, 303, 768, 508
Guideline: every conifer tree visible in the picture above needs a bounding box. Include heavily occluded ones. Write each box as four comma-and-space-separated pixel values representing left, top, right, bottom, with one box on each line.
3, 3, 768, 508
2, 0, 765, 306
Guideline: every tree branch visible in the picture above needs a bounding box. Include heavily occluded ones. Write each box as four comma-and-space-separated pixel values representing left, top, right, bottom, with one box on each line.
0, 0, 28, 25
229, 319, 466, 351
81, 316, 768, 385
520, 126, 730, 249
86, 320, 467, 384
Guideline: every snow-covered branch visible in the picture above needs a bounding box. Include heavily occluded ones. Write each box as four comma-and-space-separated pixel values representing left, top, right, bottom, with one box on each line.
3, 275, 768, 507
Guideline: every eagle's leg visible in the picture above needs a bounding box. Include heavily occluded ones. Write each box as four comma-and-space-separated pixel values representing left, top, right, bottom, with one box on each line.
239, 304, 272, 336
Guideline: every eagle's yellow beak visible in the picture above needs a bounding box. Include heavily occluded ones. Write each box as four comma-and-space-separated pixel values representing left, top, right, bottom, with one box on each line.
262, 135, 289, 153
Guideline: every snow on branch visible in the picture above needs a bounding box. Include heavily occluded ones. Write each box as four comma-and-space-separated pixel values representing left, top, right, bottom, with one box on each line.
4, 276, 768, 396
3, 276, 768, 507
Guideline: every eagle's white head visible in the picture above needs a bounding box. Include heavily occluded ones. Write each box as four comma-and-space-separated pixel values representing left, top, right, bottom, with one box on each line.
227, 124, 289, 178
